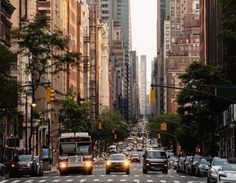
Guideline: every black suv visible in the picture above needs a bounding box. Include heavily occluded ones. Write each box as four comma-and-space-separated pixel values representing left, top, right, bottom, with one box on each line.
143, 149, 168, 174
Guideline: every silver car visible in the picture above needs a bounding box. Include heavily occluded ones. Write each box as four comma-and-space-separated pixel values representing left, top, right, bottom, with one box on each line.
217, 163, 236, 183
207, 157, 227, 183
34, 156, 43, 176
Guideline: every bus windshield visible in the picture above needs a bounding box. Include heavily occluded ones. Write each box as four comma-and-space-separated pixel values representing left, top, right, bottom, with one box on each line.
59, 143, 91, 156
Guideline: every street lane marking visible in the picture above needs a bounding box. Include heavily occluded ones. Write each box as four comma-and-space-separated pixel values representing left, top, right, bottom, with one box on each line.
111, 175, 117, 177
173, 181, 180, 183
93, 179, 100, 181
160, 180, 166, 183
38, 180, 47, 183
100, 174, 105, 176
25, 180, 34, 183
11, 181, 20, 183
0, 180, 8, 183
80, 179, 87, 183
134, 174, 140, 177
134, 180, 140, 183
52, 180, 60, 182
120, 179, 127, 182
147, 180, 153, 182
107, 179, 113, 182
66, 179, 74, 182
146, 175, 151, 177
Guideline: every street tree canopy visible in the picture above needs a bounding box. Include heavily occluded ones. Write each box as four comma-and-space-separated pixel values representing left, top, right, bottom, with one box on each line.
11, 12, 80, 84
0, 45, 18, 113
177, 62, 230, 155
58, 89, 91, 133
92, 110, 129, 145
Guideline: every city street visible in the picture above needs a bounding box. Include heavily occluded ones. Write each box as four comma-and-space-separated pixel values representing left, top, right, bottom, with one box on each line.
0, 160, 207, 183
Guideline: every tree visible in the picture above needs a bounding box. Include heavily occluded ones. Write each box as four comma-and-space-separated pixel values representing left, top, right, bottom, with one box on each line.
177, 62, 230, 155
92, 110, 129, 145
11, 12, 80, 86
58, 89, 91, 133
147, 113, 181, 150
0, 45, 18, 113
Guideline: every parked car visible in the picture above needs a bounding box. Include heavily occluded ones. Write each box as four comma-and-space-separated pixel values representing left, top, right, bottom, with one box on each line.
184, 156, 193, 174
0, 163, 6, 176
105, 153, 130, 174
217, 163, 236, 183
143, 149, 168, 174
7, 155, 37, 177
34, 156, 43, 176
196, 158, 210, 177
177, 156, 185, 173
207, 157, 228, 183
130, 153, 140, 163
168, 156, 178, 169
190, 154, 202, 175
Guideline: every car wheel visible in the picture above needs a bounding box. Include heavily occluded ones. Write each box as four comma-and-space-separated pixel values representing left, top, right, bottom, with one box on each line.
9, 172, 15, 178
106, 169, 110, 174
143, 168, 147, 174
162, 170, 168, 174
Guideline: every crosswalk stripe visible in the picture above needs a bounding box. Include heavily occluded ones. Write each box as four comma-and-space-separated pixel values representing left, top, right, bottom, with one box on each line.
93, 179, 100, 181
147, 180, 153, 182
25, 180, 34, 183
107, 179, 113, 182
66, 179, 74, 182
120, 179, 127, 182
38, 180, 47, 182
173, 181, 180, 183
52, 180, 60, 182
160, 180, 166, 183
11, 181, 20, 183
80, 179, 87, 183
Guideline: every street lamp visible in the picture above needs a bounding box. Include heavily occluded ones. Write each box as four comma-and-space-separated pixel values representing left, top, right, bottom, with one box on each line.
29, 100, 36, 155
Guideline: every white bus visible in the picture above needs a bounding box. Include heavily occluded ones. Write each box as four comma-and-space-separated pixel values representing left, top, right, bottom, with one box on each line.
58, 132, 93, 175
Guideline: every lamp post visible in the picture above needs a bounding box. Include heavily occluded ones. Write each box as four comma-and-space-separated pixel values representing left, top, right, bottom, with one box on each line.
29, 98, 36, 155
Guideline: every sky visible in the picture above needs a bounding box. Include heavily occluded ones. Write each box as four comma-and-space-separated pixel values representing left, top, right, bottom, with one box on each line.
131, 0, 157, 82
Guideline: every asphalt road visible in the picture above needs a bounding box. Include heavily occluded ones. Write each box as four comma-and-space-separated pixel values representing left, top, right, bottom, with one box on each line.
0, 160, 207, 183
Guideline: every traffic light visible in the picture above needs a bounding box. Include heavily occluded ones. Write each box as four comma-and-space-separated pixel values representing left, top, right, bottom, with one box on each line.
160, 122, 167, 131
45, 87, 55, 103
150, 87, 155, 104
157, 133, 161, 139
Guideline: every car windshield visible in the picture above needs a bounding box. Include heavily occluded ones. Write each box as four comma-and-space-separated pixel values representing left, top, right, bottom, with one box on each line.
146, 151, 167, 159
222, 164, 236, 171
18, 155, 32, 162
200, 159, 209, 165
212, 158, 227, 166
110, 154, 126, 160
59, 142, 91, 156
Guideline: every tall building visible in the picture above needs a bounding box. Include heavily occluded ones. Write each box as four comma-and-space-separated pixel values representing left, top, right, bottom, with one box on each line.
130, 51, 139, 122
200, 0, 236, 158
156, 0, 170, 115
139, 55, 147, 116
0, 0, 15, 162
93, 0, 132, 122
165, 0, 200, 113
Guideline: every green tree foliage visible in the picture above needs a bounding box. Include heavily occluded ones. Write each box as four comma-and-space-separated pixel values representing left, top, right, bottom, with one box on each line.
177, 62, 230, 155
147, 113, 181, 150
220, 0, 236, 40
92, 110, 129, 145
11, 12, 80, 84
0, 45, 18, 113
58, 89, 90, 133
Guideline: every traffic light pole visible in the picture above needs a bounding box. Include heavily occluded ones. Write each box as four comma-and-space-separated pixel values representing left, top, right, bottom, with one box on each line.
150, 84, 236, 103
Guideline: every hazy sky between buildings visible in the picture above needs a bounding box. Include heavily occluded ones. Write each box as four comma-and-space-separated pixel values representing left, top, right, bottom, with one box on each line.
131, 0, 157, 82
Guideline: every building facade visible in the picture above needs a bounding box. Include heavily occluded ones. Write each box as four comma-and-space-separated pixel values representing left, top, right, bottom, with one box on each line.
139, 55, 147, 116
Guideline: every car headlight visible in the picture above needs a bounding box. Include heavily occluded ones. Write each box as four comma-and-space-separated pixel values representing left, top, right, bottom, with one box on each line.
84, 161, 92, 168
59, 162, 67, 169
106, 161, 111, 166
124, 160, 130, 167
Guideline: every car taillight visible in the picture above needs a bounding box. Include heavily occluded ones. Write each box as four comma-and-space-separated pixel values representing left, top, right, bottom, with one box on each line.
11, 164, 15, 168
27, 163, 32, 167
